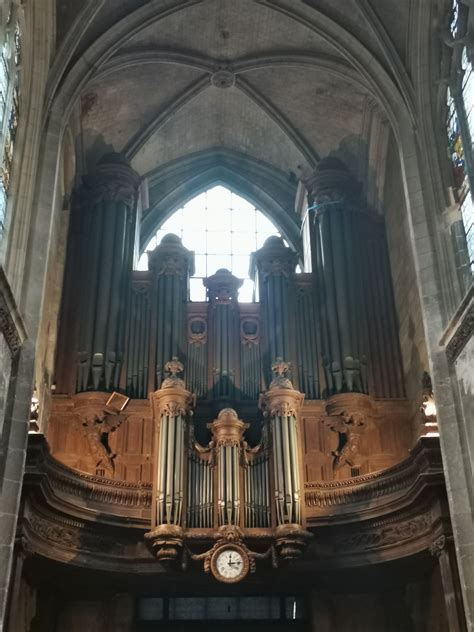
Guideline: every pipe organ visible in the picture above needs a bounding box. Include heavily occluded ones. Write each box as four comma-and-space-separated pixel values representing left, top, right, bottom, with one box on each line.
51, 152, 414, 580
56, 158, 405, 404
145, 358, 308, 570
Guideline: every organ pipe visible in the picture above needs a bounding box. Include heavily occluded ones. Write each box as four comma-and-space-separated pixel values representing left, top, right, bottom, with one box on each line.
204, 269, 242, 400
240, 316, 262, 400
186, 315, 207, 398
259, 360, 304, 526
150, 359, 194, 529
250, 237, 298, 389
207, 408, 248, 526
148, 235, 194, 391
74, 153, 140, 392
308, 158, 369, 396
124, 280, 150, 398
243, 424, 271, 528
295, 278, 320, 399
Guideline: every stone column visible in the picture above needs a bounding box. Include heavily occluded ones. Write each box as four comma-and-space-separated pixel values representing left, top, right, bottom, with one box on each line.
145, 359, 194, 563
307, 158, 368, 395
147, 234, 194, 391
72, 153, 141, 393
251, 236, 298, 388
259, 360, 310, 560
203, 268, 242, 401
430, 534, 468, 631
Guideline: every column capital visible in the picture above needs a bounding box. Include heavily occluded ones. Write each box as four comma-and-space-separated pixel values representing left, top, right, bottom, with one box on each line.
81, 152, 141, 206
207, 408, 249, 447
250, 236, 298, 281
150, 358, 195, 417
147, 234, 195, 279
204, 268, 243, 304
259, 359, 304, 417
305, 157, 360, 208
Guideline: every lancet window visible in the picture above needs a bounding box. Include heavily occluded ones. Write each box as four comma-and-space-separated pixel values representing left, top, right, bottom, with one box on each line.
0, 5, 21, 237
137, 185, 283, 301
447, 0, 474, 273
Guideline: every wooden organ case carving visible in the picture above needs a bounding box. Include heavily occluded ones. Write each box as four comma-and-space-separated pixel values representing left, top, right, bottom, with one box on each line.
145, 359, 310, 580
28, 152, 462, 621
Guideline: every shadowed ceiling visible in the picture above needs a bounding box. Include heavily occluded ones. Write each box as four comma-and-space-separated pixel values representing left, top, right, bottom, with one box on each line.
55, 0, 413, 238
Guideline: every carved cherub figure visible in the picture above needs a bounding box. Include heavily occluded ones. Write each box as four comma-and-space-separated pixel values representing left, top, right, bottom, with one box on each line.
324, 412, 373, 471
80, 408, 125, 477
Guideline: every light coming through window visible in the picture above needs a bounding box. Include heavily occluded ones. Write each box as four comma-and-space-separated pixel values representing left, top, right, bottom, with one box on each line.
137, 185, 283, 301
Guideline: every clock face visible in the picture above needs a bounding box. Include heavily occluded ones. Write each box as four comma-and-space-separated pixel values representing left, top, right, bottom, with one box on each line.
211, 545, 249, 583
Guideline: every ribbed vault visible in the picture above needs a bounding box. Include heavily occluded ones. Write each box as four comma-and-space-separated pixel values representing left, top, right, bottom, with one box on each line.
48, 0, 417, 242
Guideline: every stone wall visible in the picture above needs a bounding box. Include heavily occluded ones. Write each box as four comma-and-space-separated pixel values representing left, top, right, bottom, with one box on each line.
383, 132, 428, 439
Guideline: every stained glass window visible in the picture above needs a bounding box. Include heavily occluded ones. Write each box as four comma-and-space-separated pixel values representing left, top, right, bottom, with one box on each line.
137, 185, 285, 302
0, 8, 21, 237
447, 1, 474, 273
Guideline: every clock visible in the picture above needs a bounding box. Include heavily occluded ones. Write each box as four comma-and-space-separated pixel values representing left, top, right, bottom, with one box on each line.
210, 543, 250, 583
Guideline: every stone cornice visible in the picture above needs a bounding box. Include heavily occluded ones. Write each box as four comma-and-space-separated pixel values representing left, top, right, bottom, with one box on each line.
0, 265, 27, 356
441, 284, 474, 364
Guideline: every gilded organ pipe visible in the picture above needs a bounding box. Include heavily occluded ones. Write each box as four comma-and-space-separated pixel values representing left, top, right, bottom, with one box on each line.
149, 359, 194, 528
207, 408, 248, 526
259, 360, 304, 527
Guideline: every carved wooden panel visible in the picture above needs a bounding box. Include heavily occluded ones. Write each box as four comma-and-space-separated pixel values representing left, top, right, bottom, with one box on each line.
301, 400, 411, 483
48, 397, 154, 484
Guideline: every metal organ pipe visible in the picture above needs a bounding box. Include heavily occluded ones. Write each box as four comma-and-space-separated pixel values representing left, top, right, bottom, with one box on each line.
308, 158, 371, 396
148, 235, 194, 392
149, 359, 194, 530
204, 269, 242, 400
250, 237, 298, 389
72, 154, 140, 393
260, 360, 305, 527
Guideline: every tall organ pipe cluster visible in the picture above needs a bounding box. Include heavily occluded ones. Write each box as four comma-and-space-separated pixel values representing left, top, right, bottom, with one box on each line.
58, 153, 141, 393
148, 234, 194, 390
149, 359, 195, 528
307, 158, 369, 396
56, 154, 405, 403
259, 360, 304, 526
204, 269, 242, 400
251, 236, 298, 388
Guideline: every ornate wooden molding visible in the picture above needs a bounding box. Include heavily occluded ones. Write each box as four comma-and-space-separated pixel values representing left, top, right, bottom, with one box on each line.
332, 510, 433, 553
25, 434, 151, 525
305, 436, 443, 523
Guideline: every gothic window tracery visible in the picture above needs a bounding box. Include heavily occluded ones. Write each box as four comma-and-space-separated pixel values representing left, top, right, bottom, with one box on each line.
137, 185, 284, 301
0, 5, 21, 237
447, 0, 474, 272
